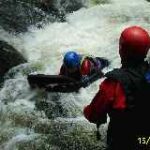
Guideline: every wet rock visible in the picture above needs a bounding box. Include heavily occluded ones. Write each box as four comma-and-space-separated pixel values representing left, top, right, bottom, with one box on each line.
0, 0, 86, 33
40, 0, 66, 22
35, 93, 66, 119
57, 0, 86, 13
0, 40, 27, 81
40, 0, 87, 21
91, 0, 110, 5
40, 0, 55, 11
0, 0, 53, 33
40, 0, 85, 13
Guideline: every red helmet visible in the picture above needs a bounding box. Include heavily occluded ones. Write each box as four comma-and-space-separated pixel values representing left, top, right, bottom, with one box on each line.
119, 26, 150, 61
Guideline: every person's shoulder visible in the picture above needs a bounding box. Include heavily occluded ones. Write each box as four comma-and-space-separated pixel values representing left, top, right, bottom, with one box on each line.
102, 68, 124, 86
100, 78, 119, 88
99, 78, 124, 98
105, 68, 121, 77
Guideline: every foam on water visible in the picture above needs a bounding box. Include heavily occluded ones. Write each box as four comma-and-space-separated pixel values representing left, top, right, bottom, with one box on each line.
0, 0, 150, 149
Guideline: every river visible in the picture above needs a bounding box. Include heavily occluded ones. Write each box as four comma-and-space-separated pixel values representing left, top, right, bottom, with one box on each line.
0, 0, 150, 149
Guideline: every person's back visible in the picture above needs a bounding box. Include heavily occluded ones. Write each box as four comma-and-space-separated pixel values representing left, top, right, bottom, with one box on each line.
106, 26, 150, 150
83, 26, 150, 150
105, 61, 150, 150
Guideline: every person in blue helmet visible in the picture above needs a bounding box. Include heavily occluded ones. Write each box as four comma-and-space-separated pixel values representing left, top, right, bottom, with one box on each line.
59, 51, 109, 84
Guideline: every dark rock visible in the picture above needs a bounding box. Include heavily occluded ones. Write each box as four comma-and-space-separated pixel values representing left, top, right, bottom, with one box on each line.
56, 0, 86, 13
0, 0, 86, 33
39, 0, 86, 21
0, 40, 27, 81
0, 0, 54, 33
35, 93, 66, 119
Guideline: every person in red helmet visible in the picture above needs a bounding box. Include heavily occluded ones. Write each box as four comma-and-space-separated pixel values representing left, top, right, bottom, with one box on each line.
59, 51, 109, 85
83, 26, 150, 150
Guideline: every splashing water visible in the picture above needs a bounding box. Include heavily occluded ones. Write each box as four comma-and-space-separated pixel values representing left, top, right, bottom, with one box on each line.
0, 0, 150, 149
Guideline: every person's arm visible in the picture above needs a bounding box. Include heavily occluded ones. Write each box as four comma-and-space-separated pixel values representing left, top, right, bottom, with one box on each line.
59, 65, 65, 75
83, 79, 126, 124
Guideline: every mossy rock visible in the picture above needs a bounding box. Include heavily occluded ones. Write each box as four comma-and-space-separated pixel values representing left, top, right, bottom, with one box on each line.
0, 40, 27, 82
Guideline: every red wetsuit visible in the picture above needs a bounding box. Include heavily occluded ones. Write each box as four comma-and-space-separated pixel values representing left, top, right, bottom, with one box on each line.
83, 79, 126, 124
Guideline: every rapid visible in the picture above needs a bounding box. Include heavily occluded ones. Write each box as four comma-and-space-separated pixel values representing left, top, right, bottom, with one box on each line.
0, 0, 150, 149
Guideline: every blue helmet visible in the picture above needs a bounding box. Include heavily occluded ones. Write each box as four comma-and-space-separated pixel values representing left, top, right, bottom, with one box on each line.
63, 51, 81, 69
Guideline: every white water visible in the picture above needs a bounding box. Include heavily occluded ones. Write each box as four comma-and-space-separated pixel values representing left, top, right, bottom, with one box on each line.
0, 0, 150, 149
